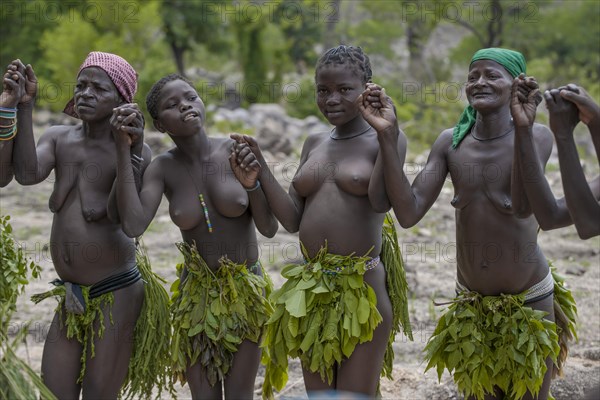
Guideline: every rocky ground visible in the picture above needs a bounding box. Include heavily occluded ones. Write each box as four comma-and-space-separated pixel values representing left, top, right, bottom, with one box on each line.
1, 108, 599, 400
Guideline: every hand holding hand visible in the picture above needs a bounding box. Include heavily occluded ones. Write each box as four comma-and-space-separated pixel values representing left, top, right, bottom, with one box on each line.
229, 136, 261, 190
20, 61, 37, 106
230, 133, 265, 162
510, 74, 542, 128
544, 86, 580, 138
1, 61, 25, 108
357, 83, 398, 138
558, 84, 599, 127
110, 103, 145, 148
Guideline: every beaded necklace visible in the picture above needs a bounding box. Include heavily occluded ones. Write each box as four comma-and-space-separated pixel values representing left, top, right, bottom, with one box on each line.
181, 141, 214, 233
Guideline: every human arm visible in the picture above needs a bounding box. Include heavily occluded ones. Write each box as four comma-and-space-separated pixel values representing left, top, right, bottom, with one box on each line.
550, 85, 600, 238
9, 61, 57, 185
111, 114, 162, 238
359, 85, 446, 228
231, 133, 306, 233
360, 83, 396, 213
229, 138, 278, 238
0, 61, 24, 186
107, 104, 151, 223
510, 75, 569, 228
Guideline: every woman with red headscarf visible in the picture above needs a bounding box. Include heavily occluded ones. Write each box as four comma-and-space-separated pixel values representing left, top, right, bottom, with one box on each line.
7, 53, 171, 399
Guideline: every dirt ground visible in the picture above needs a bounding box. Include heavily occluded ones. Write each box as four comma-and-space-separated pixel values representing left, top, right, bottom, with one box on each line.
1, 129, 599, 400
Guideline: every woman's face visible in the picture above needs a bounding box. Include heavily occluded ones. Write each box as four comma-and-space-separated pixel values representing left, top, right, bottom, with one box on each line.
74, 67, 122, 121
315, 63, 365, 126
154, 79, 205, 135
465, 60, 513, 112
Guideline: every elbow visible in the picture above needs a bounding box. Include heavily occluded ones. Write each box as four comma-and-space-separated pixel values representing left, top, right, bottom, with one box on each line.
258, 220, 279, 239
15, 175, 36, 185
282, 220, 300, 234
575, 223, 600, 240
122, 221, 145, 238
371, 201, 392, 214
0, 176, 13, 187
391, 206, 418, 228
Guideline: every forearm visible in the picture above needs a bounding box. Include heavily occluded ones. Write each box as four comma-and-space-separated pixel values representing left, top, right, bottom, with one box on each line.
368, 150, 391, 213
0, 141, 14, 187
515, 125, 571, 229
511, 126, 532, 217
115, 145, 151, 237
13, 104, 41, 184
555, 134, 600, 238
257, 155, 302, 233
379, 138, 422, 228
247, 184, 278, 238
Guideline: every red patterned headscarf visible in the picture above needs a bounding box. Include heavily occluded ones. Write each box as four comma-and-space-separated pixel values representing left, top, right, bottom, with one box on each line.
63, 51, 138, 118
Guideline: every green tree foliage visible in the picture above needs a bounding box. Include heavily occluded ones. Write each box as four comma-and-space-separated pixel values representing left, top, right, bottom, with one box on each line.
36, 1, 174, 119
161, 0, 232, 76
0, 0, 76, 79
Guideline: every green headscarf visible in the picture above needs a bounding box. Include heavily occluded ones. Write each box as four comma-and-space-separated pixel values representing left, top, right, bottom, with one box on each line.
452, 48, 526, 148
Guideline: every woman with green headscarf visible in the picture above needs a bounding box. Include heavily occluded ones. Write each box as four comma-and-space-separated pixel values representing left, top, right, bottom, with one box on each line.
358, 48, 577, 400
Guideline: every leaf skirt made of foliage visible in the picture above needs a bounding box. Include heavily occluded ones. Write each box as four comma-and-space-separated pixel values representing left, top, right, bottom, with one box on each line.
30, 242, 173, 400
1, 215, 56, 400
261, 223, 412, 400
423, 269, 577, 400
169, 241, 274, 387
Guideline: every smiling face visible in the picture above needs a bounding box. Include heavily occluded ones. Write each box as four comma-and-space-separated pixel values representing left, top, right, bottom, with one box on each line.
466, 60, 513, 112
153, 79, 205, 135
315, 63, 366, 126
73, 67, 122, 121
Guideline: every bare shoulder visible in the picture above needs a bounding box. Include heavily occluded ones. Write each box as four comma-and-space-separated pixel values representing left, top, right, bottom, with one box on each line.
532, 122, 552, 137
40, 124, 76, 141
301, 131, 328, 154
432, 128, 454, 153
531, 122, 553, 154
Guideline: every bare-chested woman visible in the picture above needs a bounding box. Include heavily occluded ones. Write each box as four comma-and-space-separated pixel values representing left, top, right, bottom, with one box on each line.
239, 45, 411, 398
363, 48, 577, 400
8, 53, 170, 399
113, 73, 277, 399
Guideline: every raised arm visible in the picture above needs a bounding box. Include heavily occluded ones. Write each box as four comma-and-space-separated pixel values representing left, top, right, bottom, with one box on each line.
233, 133, 307, 233
359, 86, 448, 228
107, 104, 151, 223
510, 75, 568, 228
362, 83, 397, 213
229, 137, 278, 238
112, 116, 162, 238
0, 61, 24, 186
550, 85, 600, 238
10, 61, 57, 185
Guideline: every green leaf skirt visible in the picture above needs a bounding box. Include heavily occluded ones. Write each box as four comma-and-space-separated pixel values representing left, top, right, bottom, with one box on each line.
423, 268, 578, 400
261, 217, 412, 399
30, 242, 173, 400
169, 242, 274, 387
1, 215, 55, 399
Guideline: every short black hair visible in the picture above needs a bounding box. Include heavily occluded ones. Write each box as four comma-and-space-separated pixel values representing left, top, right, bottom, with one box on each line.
146, 73, 195, 120
315, 45, 372, 83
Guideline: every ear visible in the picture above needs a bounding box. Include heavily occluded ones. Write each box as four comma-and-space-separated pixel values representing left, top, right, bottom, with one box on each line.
153, 119, 165, 133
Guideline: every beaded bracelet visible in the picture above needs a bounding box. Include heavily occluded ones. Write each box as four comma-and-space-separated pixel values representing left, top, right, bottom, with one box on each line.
245, 181, 261, 192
